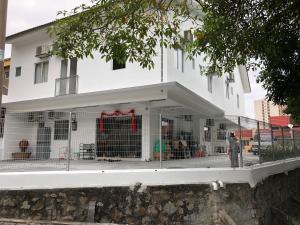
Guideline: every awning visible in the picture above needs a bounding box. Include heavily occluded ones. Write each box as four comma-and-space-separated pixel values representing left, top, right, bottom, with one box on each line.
3, 82, 224, 117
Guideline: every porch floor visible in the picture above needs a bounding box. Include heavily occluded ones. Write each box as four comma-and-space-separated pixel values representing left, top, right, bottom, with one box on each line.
0, 153, 259, 172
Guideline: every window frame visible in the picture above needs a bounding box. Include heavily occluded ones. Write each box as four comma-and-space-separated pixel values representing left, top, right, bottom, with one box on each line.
192, 58, 195, 70
34, 61, 49, 84
207, 75, 213, 93
4, 71, 9, 79
204, 127, 211, 142
15, 67, 22, 77
54, 120, 69, 140
237, 94, 240, 108
226, 83, 230, 99
2, 86, 8, 95
112, 59, 126, 70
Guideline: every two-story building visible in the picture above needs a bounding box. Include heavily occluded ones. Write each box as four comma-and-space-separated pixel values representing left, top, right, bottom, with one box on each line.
1, 22, 251, 161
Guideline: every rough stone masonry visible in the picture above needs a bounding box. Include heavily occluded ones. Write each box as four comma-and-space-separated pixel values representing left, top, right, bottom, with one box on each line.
0, 168, 299, 225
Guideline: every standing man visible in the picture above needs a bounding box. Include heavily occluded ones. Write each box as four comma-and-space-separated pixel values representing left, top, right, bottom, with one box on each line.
229, 132, 239, 168
0, 0, 8, 107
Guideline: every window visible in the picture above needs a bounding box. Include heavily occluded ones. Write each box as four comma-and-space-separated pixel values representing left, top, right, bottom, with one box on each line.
4, 71, 9, 79
174, 48, 183, 72
2, 87, 8, 95
60, 59, 68, 78
226, 83, 229, 99
181, 50, 184, 73
229, 73, 235, 82
204, 127, 211, 142
70, 58, 77, 76
192, 58, 195, 70
34, 61, 49, 84
207, 75, 213, 93
113, 59, 126, 70
54, 120, 69, 140
237, 94, 240, 108
217, 130, 226, 140
0, 108, 6, 138
15, 67, 22, 77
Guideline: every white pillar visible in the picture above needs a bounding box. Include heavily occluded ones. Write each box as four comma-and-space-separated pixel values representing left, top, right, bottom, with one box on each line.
141, 109, 151, 161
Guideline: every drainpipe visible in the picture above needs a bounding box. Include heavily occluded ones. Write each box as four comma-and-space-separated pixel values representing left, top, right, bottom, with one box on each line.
159, 113, 162, 168
211, 181, 219, 191
66, 111, 72, 171
238, 116, 243, 167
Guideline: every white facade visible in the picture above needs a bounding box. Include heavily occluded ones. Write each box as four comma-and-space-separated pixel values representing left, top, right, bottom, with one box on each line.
5, 26, 250, 114
1, 24, 251, 161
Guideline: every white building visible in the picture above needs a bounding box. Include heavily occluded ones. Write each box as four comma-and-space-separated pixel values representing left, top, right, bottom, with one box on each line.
1, 22, 251, 161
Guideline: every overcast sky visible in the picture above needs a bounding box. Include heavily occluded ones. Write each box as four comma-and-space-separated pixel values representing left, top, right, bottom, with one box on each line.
4, 0, 266, 118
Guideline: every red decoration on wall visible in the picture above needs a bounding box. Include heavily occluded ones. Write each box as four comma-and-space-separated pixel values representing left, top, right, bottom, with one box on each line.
99, 109, 137, 133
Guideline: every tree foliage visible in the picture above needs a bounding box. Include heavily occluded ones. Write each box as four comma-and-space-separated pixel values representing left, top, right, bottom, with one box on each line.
49, 0, 300, 122
48, 0, 202, 70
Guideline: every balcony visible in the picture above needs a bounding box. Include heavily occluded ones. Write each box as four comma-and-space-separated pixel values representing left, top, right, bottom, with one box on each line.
55, 75, 78, 96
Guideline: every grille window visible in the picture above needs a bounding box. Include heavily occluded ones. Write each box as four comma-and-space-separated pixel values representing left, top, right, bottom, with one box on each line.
54, 120, 69, 140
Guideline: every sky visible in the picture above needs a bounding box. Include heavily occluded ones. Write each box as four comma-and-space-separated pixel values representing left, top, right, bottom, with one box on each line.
4, 0, 266, 119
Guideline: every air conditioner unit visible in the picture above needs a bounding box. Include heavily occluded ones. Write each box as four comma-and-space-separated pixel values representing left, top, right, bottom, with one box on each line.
36, 112, 44, 122
35, 45, 52, 58
48, 111, 55, 120
206, 119, 214, 127
54, 112, 64, 119
28, 112, 35, 122
219, 123, 226, 130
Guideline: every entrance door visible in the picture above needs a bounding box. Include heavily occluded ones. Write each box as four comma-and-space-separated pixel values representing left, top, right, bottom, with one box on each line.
69, 58, 77, 94
36, 127, 51, 159
96, 116, 142, 158
59, 59, 68, 95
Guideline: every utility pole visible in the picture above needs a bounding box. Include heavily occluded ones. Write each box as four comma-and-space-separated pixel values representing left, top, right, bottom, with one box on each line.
0, 0, 8, 108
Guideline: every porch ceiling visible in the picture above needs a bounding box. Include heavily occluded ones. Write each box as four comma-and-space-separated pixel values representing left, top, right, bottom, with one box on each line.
166, 83, 224, 117
3, 82, 224, 117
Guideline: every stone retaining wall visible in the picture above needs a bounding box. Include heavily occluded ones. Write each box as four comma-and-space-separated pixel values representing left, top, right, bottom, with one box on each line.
0, 168, 299, 225
0, 218, 118, 225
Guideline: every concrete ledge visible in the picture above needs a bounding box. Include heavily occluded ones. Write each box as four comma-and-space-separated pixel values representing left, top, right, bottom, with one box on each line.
0, 158, 299, 190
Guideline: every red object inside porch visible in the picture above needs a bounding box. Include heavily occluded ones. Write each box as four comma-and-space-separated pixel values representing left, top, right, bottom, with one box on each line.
99, 109, 137, 133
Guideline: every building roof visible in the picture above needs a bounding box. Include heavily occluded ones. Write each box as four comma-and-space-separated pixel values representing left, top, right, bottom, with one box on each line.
5, 21, 54, 43
238, 65, 251, 93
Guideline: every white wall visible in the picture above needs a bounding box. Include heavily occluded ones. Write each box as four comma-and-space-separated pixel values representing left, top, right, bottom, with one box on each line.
8, 37, 61, 102
167, 48, 246, 116
7, 33, 163, 103
1, 113, 38, 160
7, 28, 248, 118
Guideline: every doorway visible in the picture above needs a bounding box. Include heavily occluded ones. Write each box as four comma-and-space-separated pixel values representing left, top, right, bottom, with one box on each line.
36, 126, 51, 159
96, 116, 142, 158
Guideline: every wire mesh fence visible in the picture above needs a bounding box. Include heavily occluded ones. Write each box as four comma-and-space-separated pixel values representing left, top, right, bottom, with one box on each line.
0, 108, 299, 172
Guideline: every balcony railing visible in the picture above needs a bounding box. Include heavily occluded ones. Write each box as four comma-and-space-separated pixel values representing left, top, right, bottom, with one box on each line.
55, 75, 78, 96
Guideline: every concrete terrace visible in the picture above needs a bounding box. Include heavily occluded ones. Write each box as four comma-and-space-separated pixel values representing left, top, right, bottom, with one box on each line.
0, 153, 259, 172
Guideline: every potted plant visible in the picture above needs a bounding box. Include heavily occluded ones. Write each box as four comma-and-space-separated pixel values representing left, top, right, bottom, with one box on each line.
12, 139, 31, 160
19, 139, 29, 152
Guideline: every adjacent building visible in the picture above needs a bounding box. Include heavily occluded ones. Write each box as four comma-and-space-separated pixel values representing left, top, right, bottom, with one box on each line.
254, 99, 286, 124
